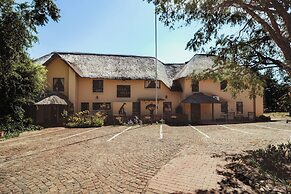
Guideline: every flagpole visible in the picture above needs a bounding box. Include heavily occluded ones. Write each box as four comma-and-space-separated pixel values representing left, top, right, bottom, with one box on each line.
155, 6, 158, 118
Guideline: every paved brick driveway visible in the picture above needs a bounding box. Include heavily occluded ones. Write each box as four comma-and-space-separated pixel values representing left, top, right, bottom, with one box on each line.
0, 122, 290, 193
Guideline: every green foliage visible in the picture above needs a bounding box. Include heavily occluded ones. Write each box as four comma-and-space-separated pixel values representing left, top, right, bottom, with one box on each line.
256, 115, 271, 122
147, 0, 291, 77
191, 60, 264, 98
65, 110, 106, 128
251, 142, 291, 180
0, 116, 43, 140
263, 70, 291, 112
215, 142, 291, 193
0, 59, 47, 116
0, 0, 60, 123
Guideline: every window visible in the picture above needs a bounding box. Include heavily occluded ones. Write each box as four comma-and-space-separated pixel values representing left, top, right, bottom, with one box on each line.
192, 80, 199, 92
236, 102, 243, 114
81, 102, 89, 111
163, 102, 172, 114
145, 80, 160, 88
53, 78, 64, 92
93, 102, 111, 111
221, 102, 228, 113
220, 80, 227, 90
171, 80, 183, 91
117, 85, 131, 98
93, 80, 103, 92
132, 102, 141, 116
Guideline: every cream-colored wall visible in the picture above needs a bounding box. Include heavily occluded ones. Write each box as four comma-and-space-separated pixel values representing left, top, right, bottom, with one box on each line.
45, 57, 264, 121
46, 57, 78, 112
68, 68, 77, 112
180, 78, 264, 120
113, 102, 133, 116
200, 104, 212, 120
46, 58, 69, 96
77, 79, 181, 116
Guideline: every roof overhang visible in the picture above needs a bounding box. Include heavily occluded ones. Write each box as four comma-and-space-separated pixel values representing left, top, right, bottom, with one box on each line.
138, 98, 165, 101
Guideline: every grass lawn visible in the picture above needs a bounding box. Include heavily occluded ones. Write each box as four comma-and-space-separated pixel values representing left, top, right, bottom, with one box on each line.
264, 112, 291, 120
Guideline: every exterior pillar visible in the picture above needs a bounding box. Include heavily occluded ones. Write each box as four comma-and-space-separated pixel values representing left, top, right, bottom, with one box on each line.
212, 103, 214, 121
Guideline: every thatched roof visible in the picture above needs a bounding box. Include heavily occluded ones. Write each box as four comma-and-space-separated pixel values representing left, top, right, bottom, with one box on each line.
164, 63, 185, 79
181, 92, 221, 104
35, 52, 216, 89
35, 95, 68, 105
174, 54, 215, 80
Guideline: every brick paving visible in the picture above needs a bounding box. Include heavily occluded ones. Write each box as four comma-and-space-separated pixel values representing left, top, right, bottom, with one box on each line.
0, 122, 290, 193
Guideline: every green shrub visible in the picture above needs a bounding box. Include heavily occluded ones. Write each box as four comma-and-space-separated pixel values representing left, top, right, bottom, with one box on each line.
256, 115, 271, 122
251, 142, 291, 180
0, 116, 43, 140
65, 110, 106, 128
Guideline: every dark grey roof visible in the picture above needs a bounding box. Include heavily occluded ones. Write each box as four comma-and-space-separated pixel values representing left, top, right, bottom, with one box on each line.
35, 52, 216, 89
35, 95, 67, 105
181, 92, 221, 104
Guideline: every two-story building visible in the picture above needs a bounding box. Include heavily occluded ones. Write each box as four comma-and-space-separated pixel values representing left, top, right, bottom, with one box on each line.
34, 52, 263, 125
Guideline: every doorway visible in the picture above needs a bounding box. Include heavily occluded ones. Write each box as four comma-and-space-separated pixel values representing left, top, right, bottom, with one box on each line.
191, 103, 201, 122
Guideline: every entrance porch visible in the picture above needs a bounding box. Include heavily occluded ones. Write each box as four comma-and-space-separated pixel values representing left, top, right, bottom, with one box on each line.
182, 92, 221, 124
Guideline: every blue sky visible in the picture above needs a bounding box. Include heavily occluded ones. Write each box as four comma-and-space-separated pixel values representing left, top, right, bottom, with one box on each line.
28, 0, 201, 63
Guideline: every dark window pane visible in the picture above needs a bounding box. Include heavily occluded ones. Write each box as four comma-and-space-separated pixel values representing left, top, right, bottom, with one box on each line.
145, 80, 160, 88
221, 102, 228, 113
236, 102, 243, 114
132, 102, 141, 116
53, 78, 64, 92
220, 80, 227, 90
93, 80, 103, 92
117, 85, 130, 98
192, 80, 199, 92
163, 102, 172, 114
81, 102, 89, 111
171, 80, 183, 91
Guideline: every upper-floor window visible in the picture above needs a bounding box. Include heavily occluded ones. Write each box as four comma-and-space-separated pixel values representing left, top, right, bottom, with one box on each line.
53, 78, 64, 92
236, 101, 243, 114
81, 102, 89, 111
191, 80, 199, 92
93, 80, 103, 92
145, 80, 160, 88
220, 80, 227, 90
117, 85, 131, 98
171, 80, 183, 92
221, 102, 228, 113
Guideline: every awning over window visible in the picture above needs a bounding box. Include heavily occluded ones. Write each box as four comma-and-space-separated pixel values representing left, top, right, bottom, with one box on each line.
181, 92, 221, 104
35, 95, 68, 105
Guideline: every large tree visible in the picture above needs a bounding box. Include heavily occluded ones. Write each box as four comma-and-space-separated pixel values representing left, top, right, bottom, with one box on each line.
0, 0, 60, 123
147, 0, 291, 76
263, 70, 290, 112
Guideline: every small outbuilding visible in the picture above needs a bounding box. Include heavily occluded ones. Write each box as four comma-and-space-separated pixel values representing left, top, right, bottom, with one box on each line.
34, 95, 69, 126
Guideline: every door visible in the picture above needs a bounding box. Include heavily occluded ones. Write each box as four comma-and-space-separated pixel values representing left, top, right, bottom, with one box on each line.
132, 102, 141, 118
191, 103, 201, 122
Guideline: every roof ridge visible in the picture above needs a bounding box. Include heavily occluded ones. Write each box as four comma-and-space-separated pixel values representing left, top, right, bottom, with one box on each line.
52, 51, 155, 59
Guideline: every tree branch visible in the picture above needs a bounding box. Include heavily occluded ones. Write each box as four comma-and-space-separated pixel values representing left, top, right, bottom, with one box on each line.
270, 0, 291, 39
